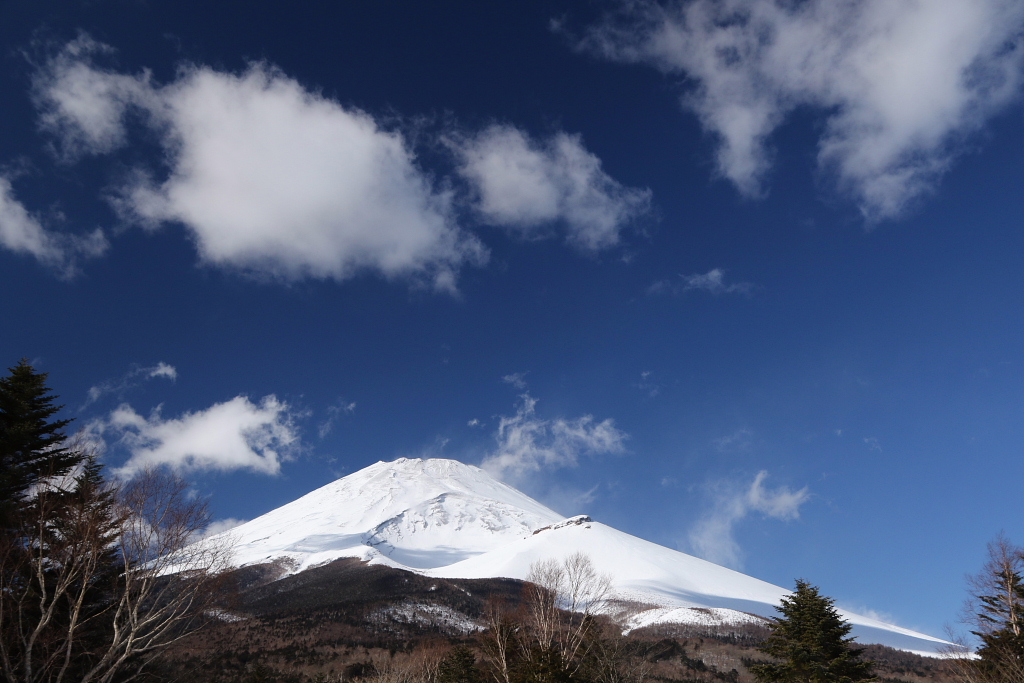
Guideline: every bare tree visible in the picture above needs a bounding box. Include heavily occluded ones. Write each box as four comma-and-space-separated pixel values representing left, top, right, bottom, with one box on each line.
0, 465, 232, 683
367, 646, 445, 683
523, 552, 614, 676
586, 622, 651, 683
477, 554, 646, 683
524, 559, 564, 656
479, 598, 519, 683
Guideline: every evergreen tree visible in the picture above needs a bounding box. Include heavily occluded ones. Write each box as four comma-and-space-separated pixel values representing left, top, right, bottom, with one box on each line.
0, 359, 81, 515
964, 536, 1024, 682
511, 646, 577, 683
438, 646, 483, 683
751, 580, 874, 683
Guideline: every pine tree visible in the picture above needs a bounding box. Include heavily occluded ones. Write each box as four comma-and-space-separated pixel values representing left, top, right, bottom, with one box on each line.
964, 536, 1024, 682
438, 646, 483, 683
751, 580, 875, 683
0, 359, 82, 515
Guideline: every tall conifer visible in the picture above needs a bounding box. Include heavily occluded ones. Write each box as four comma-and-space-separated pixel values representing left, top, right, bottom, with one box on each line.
751, 580, 874, 683
0, 359, 81, 514
964, 536, 1024, 682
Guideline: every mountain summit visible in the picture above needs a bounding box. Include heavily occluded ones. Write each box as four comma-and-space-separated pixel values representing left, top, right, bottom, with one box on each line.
210, 457, 949, 656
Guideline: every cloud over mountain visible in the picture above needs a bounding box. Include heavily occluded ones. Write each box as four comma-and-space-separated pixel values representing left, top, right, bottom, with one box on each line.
688, 470, 810, 569
482, 393, 627, 480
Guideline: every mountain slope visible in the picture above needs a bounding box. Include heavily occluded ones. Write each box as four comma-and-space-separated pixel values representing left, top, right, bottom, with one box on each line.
208, 457, 950, 656
218, 457, 561, 572
428, 515, 949, 656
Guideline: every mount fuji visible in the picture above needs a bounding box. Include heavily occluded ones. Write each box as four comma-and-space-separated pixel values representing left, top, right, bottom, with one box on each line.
207, 457, 950, 657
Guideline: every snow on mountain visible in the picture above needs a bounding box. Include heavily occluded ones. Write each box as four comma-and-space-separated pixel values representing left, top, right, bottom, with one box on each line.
208, 457, 951, 656
215, 457, 562, 572
427, 514, 951, 656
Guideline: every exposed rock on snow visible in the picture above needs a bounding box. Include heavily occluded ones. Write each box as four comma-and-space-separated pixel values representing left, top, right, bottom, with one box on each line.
533, 515, 592, 534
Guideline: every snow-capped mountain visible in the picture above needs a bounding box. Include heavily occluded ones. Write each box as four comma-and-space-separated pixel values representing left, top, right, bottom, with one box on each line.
208, 457, 950, 656
219, 458, 562, 571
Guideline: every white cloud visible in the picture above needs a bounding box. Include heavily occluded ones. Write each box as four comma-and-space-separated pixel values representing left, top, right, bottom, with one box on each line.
649, 268, 753, 295
33, 35, 155, 159
481, 393, 627, 480
317, 399, 357, 439
713, 427, 753, 453
453, 125, 651, 250
35, 38, 486, 291
634, 369, 660, 397
587, 0, 1024, 220
837, 601, 897, 627
688, 470, 809, 569
199, 517, 248, 540
148, 362, 177, 380
502, 372, 529, 390
0, 176, 107, 275
90, 395, 298, 478
539, 483, 602, 516
83, 361, 177, 408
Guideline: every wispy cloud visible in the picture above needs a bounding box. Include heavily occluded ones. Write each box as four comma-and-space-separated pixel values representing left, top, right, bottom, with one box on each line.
649, 268, 753, 296
83, 361, 177, 408
688, 470, 809, 569
836, 601, 897, 627
481, 393, 627, 481
452, 124, 651, 251
634, 370, 660, 398
198, 517, 248, 541
713, 427, 754, 453
0, 176, 107, 275
88, 395, 299, 478
317, 399, 357, 439
35, 36, 486, 292
586, 0, 1024, 220
540, 483, 602, 516
502, 372, 529, 390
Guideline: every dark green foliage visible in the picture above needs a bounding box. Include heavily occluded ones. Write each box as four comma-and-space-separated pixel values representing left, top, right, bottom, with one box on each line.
245, 662, 277, 683
439, 646, 483, 683
512, 646, 577, 683
965, 537, 1024, 682
0, 359, 81, 515
750, 580, 874, 683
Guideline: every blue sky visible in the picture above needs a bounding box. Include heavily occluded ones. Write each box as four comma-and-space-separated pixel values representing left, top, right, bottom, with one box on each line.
3, 0, 1024, 639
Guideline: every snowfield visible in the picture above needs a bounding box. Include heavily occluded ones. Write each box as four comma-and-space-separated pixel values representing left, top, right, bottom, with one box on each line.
204, 457, 952, 657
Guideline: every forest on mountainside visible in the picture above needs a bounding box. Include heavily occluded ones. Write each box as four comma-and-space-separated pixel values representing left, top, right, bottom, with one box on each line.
158, 554, 956, 683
